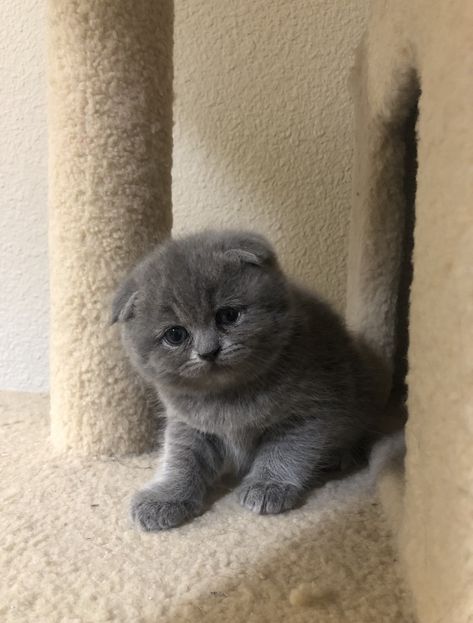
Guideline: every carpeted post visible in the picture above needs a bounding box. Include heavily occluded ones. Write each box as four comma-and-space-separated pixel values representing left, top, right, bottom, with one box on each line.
48, 1, 173, 455
346, 2, 473, 621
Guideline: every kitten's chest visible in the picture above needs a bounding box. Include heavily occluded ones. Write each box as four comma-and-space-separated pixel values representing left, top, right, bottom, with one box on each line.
160, 389, 261, 474
163, 388, 272, 435
220, 429, 259, 476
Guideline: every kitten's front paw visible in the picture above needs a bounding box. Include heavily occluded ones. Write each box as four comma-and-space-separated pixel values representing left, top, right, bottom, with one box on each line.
238, 480, 301, 515
130, 489, 201, 531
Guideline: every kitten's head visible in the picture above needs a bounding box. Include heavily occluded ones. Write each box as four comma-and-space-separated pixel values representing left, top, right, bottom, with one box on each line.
111, 230, 294, 392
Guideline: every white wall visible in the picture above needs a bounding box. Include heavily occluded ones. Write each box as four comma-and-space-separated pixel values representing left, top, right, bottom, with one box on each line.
0, 0, 369, 392
173, 1, 370, 311
0, 1, 49, 391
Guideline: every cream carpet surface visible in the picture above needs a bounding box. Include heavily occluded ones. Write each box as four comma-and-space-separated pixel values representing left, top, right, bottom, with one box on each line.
1, 392, 414, 623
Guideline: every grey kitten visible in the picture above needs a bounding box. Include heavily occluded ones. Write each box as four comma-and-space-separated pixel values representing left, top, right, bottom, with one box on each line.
112, 230, 379, 531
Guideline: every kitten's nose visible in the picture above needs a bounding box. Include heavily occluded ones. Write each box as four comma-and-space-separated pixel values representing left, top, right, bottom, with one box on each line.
198, 346, 221, 362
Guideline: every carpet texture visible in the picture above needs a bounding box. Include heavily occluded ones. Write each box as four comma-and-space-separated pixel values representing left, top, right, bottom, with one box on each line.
346, 1, 473, 621
1, 392, 414, 622
48, 1, 173, 456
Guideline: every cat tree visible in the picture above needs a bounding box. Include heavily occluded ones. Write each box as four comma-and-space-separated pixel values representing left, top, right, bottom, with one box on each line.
346, 1, 473, 621
45, 0, 472, 622
48, 0, 173, 455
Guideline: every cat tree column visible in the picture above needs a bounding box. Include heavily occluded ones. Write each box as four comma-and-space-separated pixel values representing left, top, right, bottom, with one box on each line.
48, 1, 174, 455
346, 1, 473, 621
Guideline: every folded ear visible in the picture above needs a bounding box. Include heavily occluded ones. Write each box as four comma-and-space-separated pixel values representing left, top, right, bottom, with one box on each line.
110, 277, 139, 324
223, 232, 277, 267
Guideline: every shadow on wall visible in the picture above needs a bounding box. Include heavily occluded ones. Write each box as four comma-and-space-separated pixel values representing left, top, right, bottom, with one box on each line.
172, 0, 370, 311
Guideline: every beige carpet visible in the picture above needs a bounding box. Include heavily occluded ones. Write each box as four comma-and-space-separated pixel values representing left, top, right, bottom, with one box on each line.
1, 392, 413, 622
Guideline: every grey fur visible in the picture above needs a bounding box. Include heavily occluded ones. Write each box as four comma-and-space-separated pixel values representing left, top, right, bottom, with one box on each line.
112, 230, 379, 531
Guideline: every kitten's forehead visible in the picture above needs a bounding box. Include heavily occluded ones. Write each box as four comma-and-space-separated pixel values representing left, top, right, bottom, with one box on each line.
143, 244, 240, 322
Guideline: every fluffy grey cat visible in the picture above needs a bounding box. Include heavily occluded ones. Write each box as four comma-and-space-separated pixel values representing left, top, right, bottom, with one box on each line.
112, 230, 379, 531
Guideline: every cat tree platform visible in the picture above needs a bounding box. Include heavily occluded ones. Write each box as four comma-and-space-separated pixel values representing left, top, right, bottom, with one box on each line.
1, 392, 413, 622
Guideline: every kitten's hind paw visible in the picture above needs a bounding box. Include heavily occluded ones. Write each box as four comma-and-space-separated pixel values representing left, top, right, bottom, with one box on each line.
130, 489, 201, 531
237, 480, 301, 515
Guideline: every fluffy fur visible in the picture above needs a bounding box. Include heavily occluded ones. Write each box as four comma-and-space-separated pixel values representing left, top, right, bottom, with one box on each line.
112, 230, 379, 530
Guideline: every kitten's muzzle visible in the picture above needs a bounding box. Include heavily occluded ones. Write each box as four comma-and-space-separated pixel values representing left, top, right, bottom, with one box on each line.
197, 346, 221, 362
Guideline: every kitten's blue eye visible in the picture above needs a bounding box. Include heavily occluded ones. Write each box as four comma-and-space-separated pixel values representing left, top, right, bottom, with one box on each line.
163, 326, 188, 346
216, 307, 240, 326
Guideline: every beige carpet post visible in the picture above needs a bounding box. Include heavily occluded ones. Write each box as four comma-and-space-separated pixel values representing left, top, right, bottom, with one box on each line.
48, 1, 174, 455
347, 1, 473, 621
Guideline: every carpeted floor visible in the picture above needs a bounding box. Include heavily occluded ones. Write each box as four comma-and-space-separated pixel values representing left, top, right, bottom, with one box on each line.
1, 392, 414, 622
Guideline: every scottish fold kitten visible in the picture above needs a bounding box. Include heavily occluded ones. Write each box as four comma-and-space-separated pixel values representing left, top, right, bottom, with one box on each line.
112, 230, 379, 531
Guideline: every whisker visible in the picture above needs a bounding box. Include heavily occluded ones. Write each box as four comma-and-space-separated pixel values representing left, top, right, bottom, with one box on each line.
179, 360, 204, 373
221, 344, 245, 356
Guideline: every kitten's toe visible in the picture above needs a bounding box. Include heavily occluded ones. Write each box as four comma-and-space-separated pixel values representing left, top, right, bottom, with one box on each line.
130, 489, 200, 531
238, 481, 301, 515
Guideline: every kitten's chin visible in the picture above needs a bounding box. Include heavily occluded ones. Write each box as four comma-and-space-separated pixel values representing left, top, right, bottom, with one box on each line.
154, 362, 247, 393
179, 366, 238, 391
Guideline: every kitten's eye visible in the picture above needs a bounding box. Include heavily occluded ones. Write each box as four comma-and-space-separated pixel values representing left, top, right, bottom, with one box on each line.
163, 326, 188, 346
216, 307, 240, 327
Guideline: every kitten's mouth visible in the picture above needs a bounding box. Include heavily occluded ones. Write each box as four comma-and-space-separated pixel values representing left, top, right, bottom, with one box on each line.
197, 360, 229, 374
178, 359, 235, 384
180, 360, 220, 376
177, 346, 247, 383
